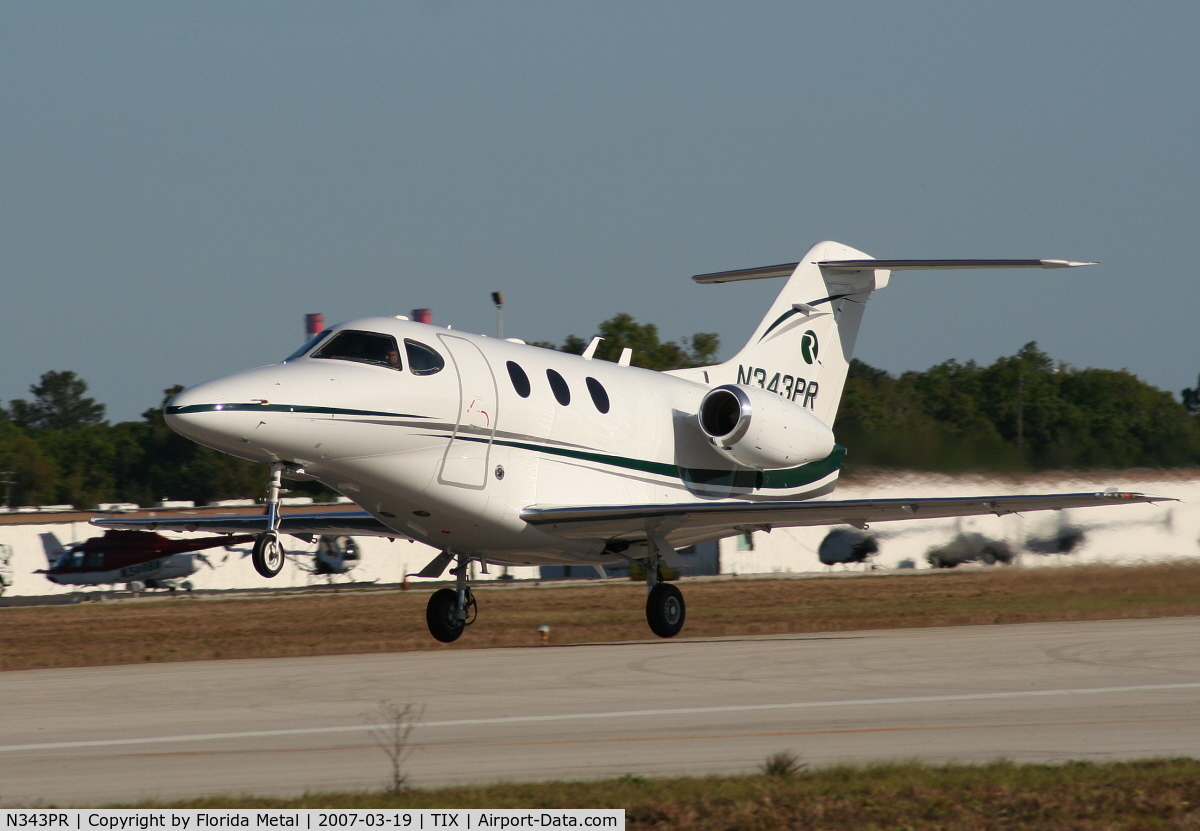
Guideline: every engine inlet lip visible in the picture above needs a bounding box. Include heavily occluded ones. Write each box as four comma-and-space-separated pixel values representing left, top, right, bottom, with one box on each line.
699, 384, 753, 446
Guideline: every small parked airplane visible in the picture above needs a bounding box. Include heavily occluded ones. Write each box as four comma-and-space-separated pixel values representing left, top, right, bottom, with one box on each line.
94, 241, 1169, 640
38, 529, 252, 591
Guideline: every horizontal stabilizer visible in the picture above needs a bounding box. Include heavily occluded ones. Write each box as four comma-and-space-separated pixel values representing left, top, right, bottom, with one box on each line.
693, 258, 1096, 283
693, 262, 800, 283
819, 259, 1098, 271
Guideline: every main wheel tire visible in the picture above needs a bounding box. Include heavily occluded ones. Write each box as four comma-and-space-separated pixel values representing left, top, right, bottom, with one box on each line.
426, 588, 465, 643
252, 533, 285, 578
646, 583, 686, 638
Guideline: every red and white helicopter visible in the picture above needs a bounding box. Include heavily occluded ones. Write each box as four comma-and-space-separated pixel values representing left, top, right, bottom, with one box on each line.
39, 529, 253, 592
95, 241, 1169, 639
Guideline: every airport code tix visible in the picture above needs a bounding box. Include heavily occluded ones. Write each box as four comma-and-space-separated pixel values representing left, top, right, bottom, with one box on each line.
1, 813, 623, 831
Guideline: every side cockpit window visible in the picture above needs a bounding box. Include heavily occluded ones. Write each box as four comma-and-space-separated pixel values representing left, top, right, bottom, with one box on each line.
311, 330, 403, 370
283, 329, 331, 362
404, 339, 445, 375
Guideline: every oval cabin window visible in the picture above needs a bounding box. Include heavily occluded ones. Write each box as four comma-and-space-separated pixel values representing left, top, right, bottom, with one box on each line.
546, 369, 571, 406
586, 377, 610, 413
507, 361, 531, 397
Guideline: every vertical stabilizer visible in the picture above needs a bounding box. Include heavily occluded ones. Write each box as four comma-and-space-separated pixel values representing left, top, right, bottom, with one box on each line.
40, 532, 67, 567
698, 241, 888, 427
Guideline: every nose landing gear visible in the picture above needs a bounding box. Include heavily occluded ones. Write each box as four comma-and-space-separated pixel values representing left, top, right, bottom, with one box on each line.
251, 533, 285, 578
252, 463, 286, 578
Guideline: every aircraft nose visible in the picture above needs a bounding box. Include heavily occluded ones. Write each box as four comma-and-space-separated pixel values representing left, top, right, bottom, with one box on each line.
164, 363, 346, 462
164, 372, 278, 459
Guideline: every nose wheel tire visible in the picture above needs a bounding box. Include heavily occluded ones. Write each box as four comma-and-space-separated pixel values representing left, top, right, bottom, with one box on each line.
252, 533, 285, 578
646, 583, 686, 638
427, 587, 475, 643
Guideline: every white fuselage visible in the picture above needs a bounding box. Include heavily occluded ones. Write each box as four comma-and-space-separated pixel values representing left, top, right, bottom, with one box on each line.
45, 554, 200, 586
166, 318, 841, 567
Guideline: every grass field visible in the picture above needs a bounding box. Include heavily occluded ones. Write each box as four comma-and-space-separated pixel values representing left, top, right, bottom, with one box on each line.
6, 561, 1200, 672
126, 759, 1200, 829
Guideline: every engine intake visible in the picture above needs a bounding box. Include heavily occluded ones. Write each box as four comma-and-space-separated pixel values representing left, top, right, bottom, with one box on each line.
697, 384, 835, 470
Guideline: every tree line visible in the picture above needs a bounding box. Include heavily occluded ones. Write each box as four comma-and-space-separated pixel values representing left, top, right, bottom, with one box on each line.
2, 318, 1198, 509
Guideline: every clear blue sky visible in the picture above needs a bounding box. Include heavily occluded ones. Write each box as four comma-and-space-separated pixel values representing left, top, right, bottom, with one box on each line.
3, 2, 1197, 421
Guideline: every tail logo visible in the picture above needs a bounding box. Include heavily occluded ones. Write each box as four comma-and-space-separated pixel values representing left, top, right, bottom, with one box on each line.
801, 330, 818, 364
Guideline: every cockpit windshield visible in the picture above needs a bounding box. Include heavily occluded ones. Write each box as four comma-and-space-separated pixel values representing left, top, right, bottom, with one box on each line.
283, 330, 332, 362
310, 330, 403, 370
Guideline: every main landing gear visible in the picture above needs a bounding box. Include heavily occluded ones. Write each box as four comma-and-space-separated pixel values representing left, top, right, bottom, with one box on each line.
643, 540, 686, 638
413, 542, 687, 643
425, 554, 477, 643
252, 463, 286, 578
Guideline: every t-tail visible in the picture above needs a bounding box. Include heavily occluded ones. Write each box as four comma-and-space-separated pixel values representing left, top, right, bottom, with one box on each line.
682, 241, 885, 427
680, 241, 1097, 428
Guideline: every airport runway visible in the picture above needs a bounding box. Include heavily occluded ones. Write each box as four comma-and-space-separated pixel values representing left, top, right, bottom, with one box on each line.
2, 616, 1199, 805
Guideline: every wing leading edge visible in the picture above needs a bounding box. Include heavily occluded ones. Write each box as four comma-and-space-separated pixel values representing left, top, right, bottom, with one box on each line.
522, 491, 1172, 547
91, 510, 398, 538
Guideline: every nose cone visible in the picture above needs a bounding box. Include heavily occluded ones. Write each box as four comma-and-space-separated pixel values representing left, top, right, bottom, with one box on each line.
165, 367, 289, 462
165, 363, 347, 463
163, 377, 266, 461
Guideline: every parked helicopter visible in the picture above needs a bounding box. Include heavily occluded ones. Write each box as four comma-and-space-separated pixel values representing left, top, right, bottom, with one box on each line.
38, 529, 253, 592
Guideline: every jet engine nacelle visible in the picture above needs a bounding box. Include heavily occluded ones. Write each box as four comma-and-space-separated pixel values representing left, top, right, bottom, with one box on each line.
697, 384, 835, 470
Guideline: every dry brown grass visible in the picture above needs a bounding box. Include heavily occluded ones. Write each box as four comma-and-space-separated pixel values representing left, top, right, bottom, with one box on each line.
6, 562, 1200, 672
133, 759, 1200, 829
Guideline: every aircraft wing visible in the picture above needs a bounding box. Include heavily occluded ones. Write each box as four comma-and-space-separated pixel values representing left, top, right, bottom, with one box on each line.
522, 491, 1172, 547
90, 510, 399, 538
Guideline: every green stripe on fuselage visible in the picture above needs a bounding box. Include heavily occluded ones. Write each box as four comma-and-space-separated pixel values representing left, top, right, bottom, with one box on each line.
169, 402, 843, 492
166, 403, 427, 419
481, 436, 845, 492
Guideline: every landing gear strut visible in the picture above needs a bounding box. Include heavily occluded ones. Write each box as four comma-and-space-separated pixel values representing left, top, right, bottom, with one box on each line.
426, 554, 477, 643
252, 463, 286, 578
644, 538, 686, 638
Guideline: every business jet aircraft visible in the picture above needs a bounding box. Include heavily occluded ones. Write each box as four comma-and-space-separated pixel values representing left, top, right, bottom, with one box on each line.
94, 241, 1168, 641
